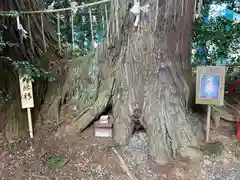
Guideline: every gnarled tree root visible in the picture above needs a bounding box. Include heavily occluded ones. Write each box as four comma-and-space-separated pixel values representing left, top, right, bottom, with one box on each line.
56, 78, 114, 138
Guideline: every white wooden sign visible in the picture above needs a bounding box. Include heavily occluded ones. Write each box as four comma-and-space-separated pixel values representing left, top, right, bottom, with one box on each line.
19, 75, 34, 109
19, 74, 34, 138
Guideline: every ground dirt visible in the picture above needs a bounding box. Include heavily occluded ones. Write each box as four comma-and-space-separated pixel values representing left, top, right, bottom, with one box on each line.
1, 96, 240, 180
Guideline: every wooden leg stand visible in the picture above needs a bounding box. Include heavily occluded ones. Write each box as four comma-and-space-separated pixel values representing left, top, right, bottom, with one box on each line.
206, 105, 211, 142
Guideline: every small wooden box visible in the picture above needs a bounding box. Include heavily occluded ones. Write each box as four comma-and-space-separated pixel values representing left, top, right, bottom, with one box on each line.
94, 115, 113, 137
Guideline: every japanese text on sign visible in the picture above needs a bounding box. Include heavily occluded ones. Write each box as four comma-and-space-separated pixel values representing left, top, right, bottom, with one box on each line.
19, 75, 34, 109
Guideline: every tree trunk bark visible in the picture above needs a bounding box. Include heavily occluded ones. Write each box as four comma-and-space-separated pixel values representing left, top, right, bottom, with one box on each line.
58, 0, 204, 164
112, 0, 203, 164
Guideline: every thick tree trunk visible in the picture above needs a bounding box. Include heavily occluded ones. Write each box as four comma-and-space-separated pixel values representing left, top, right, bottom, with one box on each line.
59, 0, 204, 164
112, 0, 203, 164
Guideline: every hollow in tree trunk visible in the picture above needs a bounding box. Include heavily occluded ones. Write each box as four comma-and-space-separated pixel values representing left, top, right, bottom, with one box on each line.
112, 0, 203, 164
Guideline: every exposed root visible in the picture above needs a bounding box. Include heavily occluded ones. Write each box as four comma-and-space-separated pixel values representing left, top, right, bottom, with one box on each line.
112, 147, 137, 180
48, 54, 98, 127
60, 54, 99, 110
57, 78, 114, 137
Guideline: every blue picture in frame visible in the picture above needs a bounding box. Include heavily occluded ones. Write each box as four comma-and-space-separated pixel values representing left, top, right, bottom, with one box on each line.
199, 74, 220, 100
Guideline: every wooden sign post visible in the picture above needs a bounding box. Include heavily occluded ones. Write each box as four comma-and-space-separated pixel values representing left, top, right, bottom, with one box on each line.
196, 66, 226, 142
19, 75, 34, 138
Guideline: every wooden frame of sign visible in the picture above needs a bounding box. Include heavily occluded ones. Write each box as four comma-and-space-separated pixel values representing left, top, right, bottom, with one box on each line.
196, 66, 226, 142
196, 66, 225, 106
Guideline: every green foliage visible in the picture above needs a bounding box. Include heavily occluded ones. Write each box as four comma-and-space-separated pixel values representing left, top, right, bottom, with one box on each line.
192, 1, 240, 68
45, 0, 108, 55
12, 61, 55, 82
192, 16, 240, 66
0, 11, 55, 82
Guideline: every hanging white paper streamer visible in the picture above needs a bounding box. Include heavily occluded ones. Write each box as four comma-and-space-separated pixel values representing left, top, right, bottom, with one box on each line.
70, 1, 78, 14
130, 0, 140, 15
233, 20, 240, 24
196, 0, 203, 18
134, 15, 140, 27
140, 4, 150, 13
93, 41, 98, 48
47, 1, 55, 10
79, 2, 85, 12
82, 16, 86, 23
16, 15, 28, 38
16, 15, 20, 29
131, 0, 140, 27
130, 0, 150, 27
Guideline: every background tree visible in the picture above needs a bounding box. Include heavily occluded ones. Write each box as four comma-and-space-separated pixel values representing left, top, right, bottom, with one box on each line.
0, 1, 58, 141
192, 0, 240, 67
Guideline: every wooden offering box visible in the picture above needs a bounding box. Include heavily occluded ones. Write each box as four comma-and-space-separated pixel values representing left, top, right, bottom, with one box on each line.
94, 115, 113, 137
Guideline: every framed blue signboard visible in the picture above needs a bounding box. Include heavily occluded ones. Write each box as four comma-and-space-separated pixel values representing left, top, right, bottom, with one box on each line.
196, 66, 226, 106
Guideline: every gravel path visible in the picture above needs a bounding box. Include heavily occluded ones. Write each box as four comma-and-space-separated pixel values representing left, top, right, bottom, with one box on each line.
207, 166, 240, 180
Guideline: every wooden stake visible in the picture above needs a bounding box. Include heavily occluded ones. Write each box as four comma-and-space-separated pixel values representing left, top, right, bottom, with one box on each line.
112, 148, 137, 180
41, 13, 47, 52
57, 12, 61, 50
27, 108, 33, 138
206, 105, 211, 142
88, 8, 94, 48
